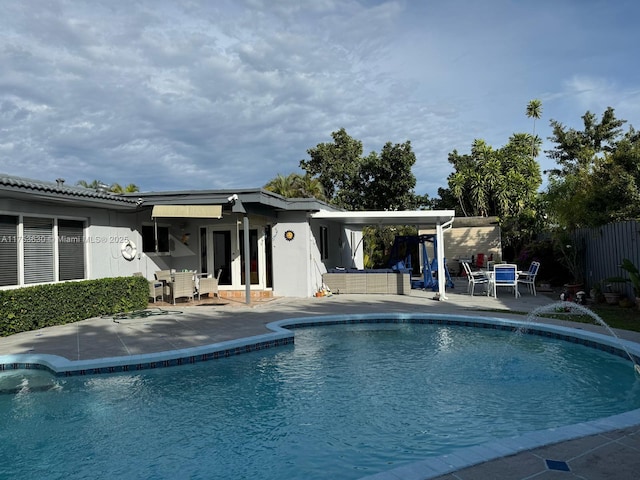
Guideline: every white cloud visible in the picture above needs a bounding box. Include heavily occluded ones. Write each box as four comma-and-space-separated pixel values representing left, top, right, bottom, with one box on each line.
0, 0, 639, 197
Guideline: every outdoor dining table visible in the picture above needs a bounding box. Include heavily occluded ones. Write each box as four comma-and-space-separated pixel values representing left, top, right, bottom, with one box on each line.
158, 270, 209, 295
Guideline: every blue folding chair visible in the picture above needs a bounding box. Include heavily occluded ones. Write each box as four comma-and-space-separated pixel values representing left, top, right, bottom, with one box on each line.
492, 264, 519, 298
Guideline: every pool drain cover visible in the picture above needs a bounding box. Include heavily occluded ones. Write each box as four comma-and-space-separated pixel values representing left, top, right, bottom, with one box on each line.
545, 459, 570, 471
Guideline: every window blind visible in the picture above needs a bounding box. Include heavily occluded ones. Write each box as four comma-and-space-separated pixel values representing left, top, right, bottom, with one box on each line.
23, 217, 54, 284
58, 219, 85, 281
0, 215, 18, 286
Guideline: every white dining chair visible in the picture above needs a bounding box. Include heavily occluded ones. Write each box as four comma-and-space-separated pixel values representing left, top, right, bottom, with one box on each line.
462, 261, 489, 296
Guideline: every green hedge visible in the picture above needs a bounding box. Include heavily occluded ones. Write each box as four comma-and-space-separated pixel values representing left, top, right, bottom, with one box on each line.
0, 276, 149, 336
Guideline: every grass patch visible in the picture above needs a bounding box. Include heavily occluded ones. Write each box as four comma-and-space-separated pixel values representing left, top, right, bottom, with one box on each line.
475, 304, 640, 332
589, 304, 640, 332
541, 305, 640, 332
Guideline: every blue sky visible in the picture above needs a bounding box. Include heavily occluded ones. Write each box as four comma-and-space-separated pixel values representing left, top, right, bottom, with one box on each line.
1, 0, 639, 198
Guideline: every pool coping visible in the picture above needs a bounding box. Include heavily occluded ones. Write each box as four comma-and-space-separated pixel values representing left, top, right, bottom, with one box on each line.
2, 313, 640, 377
2, 312, 640, 480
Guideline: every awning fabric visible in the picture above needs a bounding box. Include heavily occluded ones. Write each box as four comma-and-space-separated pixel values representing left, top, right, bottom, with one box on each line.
151, 205, 222, 219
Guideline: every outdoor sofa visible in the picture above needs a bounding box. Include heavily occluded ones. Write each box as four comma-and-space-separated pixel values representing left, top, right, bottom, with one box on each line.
322, 268, 411, 295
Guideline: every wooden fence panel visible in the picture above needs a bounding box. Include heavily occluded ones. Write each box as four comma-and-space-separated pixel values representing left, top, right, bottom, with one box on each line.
574, 220, 640, 299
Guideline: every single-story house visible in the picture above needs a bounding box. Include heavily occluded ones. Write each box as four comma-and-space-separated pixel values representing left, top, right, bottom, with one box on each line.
0, 174, 455, 302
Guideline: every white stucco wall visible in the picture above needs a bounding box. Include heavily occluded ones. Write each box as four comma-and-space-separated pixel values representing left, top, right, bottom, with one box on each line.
274, 217, 364, 297
85, 210, 141, 279
271, 212, 313, 297
0, 198, 141, 285
2, 195, 363, 298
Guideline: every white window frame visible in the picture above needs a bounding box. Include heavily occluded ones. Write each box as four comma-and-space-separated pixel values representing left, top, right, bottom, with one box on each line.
0, 213, 87, 288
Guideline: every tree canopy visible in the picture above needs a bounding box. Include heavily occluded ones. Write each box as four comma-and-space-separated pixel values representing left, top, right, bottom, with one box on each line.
299, 128, 430, 211
545, 106, 626, 177
543, 107, 640, 229
438, 132, 543, 251
442, 134, 542, 219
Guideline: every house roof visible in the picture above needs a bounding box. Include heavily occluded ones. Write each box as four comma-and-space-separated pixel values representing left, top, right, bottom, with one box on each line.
0, 173, 139, 209
130, 188, 341, 217
0, 174, 338, 214
131, 188, 334, 209
0, 173, 452, 226
311, 210, 456, 227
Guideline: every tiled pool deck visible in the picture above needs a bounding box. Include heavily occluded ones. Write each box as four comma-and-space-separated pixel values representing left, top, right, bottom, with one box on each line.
2, 286, 640, 479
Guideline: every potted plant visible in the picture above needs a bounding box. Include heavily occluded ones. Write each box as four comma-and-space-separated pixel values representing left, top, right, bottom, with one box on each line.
553, 234, 585, 294
603, 277, 626, 305
589, 280, 604, 304
559, 243, 584, 295
620, 258, 640, 310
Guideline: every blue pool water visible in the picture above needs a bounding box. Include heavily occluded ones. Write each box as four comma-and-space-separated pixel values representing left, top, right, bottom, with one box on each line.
1, 322, 640, 480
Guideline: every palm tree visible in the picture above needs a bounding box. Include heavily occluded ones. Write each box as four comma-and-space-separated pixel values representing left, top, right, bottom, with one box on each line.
110, 183, 140, 193
264, 173, 300, 198
526, 99, 543, 160
76, 180, 139, 193
264, 173, 326, 200
295, 174, 326, 201
76, 179, 104, 190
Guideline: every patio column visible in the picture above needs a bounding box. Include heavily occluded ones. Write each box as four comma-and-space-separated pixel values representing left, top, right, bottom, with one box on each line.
243, 214, 251, 305
436, 219, 454, 300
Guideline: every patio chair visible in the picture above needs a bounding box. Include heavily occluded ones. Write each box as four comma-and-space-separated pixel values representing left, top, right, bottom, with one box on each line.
462, 261, 489, 296
167, 271, 196, 304
518, 261, 540, 296
198, 269, 222, 300
154, 270, 173, 301
492, 263, 519, 298
149, 280, 164, 303
134, 272, 164, 303
133, 272, 164, 303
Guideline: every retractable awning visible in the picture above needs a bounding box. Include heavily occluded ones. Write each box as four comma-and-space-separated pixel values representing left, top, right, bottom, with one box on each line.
151, 205, 222, 219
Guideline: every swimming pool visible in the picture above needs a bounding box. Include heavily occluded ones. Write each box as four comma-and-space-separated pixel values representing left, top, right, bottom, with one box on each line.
1, 315, 640, 480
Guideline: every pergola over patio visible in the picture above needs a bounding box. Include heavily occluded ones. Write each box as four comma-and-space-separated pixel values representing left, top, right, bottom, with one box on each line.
310, 210, 456, 300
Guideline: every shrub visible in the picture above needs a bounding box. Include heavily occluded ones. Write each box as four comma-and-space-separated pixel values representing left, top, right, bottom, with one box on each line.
620, 258, 640, 297
516, 239, 561, 284
0, 276, 148, 336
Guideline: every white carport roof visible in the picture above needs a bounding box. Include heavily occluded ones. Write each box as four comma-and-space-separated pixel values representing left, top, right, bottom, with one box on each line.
311, 210, 456, 300
310, 210, 455, 226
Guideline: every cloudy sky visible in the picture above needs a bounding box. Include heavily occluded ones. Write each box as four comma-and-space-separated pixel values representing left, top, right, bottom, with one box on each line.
1, 0, 639, 198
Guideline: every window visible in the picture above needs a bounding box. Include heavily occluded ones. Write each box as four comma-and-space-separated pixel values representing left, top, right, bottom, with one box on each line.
0, 215, 18, 286
23, 217, 54, 284
58, 219, 85, 281
200, 227, 207, 275
0, 215, 86, 287
320, 226, 329, 260
142, 224, 170, 253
